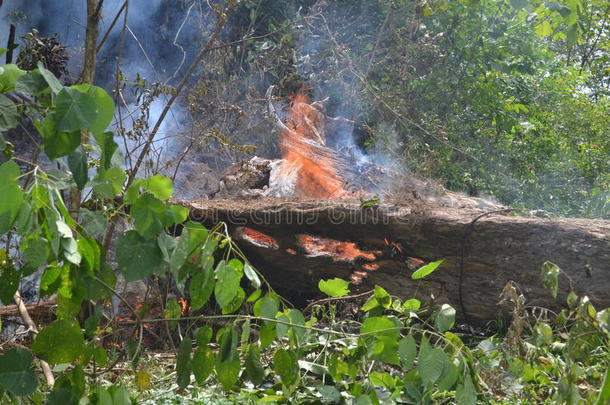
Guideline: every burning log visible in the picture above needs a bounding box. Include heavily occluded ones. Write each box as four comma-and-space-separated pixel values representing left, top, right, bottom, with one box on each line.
178, 198, 610, 323
182, 86, 609, 323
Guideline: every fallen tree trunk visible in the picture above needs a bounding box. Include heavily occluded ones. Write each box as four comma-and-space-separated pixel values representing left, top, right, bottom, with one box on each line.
178, 198, 610, 323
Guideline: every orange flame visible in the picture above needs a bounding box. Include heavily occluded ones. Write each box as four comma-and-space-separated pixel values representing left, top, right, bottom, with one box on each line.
280, 91, 346, 198
296, 234, 379, 262
241, 227, 279, 249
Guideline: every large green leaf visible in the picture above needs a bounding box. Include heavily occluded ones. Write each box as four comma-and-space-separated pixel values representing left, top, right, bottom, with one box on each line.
0, 349, 37, 396
116, 230, 163, 281
55, 87, 97, 132
176, 338, 192, 389
15, 71, 50, 95
142, 174, 173, 201
37, 62, 63, 93
67, 147, 88, 190
273, 349, 299, 386
253, 294, 280, 319
189, 256, 215, 311
0, 161, 24, 234
0, 94, 20, 131
32, 319, 85, 364
244, 344, 265, 385
418, 348, 448, 385
214, 259, 243, 310
318, 277, 350, 297
92, 167, 126, 198
455, 375, 477, 404
215, 326, 240, 390
0, 256, 20, 304
72, 84, 115, 135
34, 114, 81, 160
434, 304, 456, 332
0, 64, 26, 93
192, 347, 215, 384
131, 193, 166, 239
21, 235, 50, 269
398, 335, 417, 369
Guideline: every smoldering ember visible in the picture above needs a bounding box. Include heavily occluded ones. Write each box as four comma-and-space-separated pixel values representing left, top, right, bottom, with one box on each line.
0, 0, 609, 403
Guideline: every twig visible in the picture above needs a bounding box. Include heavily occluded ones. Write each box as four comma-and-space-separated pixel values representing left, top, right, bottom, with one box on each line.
303, 290, 374, 313
96, 0, 128, 53
13, 291, 55, 387
126, 5, 231, 188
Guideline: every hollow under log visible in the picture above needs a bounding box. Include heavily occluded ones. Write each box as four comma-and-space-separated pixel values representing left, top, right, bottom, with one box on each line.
178, 198, 610, 323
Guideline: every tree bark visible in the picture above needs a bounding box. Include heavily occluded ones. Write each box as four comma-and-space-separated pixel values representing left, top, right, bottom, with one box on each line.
179, 198, 610, 323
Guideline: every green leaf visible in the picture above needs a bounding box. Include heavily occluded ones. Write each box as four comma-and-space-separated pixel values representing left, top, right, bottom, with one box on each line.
273, 349, 299, 386
55, 87, 97, 132
22, 236, 50, 269
80, 208, 107, 237
32, 319, 85, 364
0, 64, 26, 93
402, 298, 421, 312
176, 338, 192, 389
398, 335, 417, 369
196, 326, 213, 346
243, 262, 261, 289
0, 94, 20, 131
287, 309, 306, 346
215, 326, 240, 390
411, 259, 444, 280
169, 205, 189, 224
189, 264, 215, 311
221, 286, 245, 314
192, 348, 215, 384
116, 230, 163, 281
438, 359, 459, 391
131, 193, 166, 239
360, 316, 397, 337
169, 223, 209, 280
67, 147, 88, 190
418, 348, 448, 385
370, 371, 396, 389
34, 115, 81, 160
72, 84, 115, 135
0, 258, 20, 304
318, 278, 350, 297
15, 71, 50, 95
142, 175, 173, 201
37, 62, 63, 93
455, 376, 477, 404
535, 20, 553, 38
0, 161, 24, 234
534, 321, 553, 345
0, 348, 37, 396
244, 344, 265, 385
434, 304, 456, 332
253, 294, 280, 319
93, 167, 126, 198
541, 261, 561, 298
214, 259, 243, 310
93, 132, 118, 175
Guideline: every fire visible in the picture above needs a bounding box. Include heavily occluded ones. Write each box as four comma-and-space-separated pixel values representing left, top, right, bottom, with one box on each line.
279, 90, 346, 198
296, 234, 380, 262
240, 227, 279, 249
